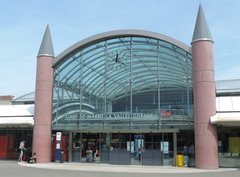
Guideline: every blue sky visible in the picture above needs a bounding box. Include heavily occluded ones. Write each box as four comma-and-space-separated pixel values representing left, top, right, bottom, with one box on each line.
0, 0, 240, 97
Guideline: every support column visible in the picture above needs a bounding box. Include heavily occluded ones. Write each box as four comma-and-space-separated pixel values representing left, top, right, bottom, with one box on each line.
192, 5, 218, 169
192, 41, 218, 168
32, 25, 55, 163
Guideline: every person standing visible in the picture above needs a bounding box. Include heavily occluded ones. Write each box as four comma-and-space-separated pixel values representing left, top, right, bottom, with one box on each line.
86, 147, 93, 162
18, 141, 26, 162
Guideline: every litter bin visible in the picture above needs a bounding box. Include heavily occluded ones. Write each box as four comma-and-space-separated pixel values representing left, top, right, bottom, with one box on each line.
60, 150, 64, 163
176, 155, 183, 167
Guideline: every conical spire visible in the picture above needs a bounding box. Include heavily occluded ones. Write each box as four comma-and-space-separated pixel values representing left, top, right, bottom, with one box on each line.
192, 4, 213, 43
37, 25, 55, 57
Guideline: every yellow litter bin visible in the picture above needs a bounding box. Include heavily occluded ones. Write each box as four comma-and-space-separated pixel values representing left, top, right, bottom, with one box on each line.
176, 155, 184, 167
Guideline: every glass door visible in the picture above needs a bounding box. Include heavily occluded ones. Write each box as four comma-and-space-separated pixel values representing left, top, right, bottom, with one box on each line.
130, 133, 174, 166
130, 133, 144, 165
162, 133, 174, 166
100, 133, 110, 163
72, 133, 81, 162
81, 133, 100, 163
109, 133, 131, 165
141, 133, 163, 166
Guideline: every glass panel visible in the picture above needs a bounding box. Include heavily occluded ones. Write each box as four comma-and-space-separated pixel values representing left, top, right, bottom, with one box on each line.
100, 133, 110, 163
218, 128, 240, 167
162, 133, 173, 166
177, 131, 195, 167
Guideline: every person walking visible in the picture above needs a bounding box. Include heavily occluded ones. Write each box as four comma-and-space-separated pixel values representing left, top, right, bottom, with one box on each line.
18, 141, 26, 162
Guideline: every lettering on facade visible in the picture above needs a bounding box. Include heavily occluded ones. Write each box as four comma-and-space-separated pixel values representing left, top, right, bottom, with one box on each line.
64, 113, 158, 120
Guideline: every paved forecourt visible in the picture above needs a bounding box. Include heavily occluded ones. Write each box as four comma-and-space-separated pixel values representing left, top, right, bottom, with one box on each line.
18, 161, 238, 174
1, 160, 239, 177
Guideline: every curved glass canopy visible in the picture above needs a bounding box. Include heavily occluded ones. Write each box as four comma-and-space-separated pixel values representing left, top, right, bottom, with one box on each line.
52, 30, 193, 131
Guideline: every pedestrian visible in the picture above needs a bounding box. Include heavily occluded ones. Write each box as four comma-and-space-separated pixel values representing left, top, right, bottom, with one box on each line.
86, 147, 93, 162
18, 141, 26, 162
138, 145, 143, 162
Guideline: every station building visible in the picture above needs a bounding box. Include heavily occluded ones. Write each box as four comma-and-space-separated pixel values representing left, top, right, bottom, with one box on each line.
0, 5, 240, 168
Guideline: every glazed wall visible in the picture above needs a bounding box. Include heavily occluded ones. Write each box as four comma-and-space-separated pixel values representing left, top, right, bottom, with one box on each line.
52, 36, 193, 132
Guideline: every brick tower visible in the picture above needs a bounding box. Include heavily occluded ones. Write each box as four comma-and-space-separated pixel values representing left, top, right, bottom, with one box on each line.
32, 25, 55, 163
191, 5, 219, 169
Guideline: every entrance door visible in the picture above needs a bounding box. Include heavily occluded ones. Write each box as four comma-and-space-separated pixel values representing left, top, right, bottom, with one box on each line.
162, 133, 174, 166
130, 134, 144, 165
71, 133, 100, 163
130, 133, 175, 166
81, 133, 100, 163
72, 133, 81, 162
109, 133, 131, 165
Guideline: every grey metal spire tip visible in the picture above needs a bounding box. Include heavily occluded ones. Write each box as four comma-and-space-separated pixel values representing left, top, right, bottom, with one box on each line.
192, 4, 213, 43
37, 25, 55, 57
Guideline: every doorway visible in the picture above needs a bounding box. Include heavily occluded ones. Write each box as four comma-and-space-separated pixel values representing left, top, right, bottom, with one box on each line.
130, 133, 174, 165
70, 132, 176, 166
72, 133, 100, 163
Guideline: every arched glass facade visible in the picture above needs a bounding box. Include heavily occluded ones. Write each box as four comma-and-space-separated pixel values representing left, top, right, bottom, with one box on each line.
52, 31, 193, 132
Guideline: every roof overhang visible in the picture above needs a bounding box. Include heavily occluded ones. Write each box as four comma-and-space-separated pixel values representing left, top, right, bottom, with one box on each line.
210, 112, 240, 126
0, 117, 34, 128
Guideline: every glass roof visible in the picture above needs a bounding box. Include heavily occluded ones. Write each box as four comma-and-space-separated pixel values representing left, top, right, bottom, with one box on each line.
216, 79, 240, 94
53, 30, 193, 101
12, 92, 35, 103
13, 79, 240, 104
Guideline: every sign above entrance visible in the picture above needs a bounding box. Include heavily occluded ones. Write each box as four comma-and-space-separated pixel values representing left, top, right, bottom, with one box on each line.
64, 112, 159, 120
